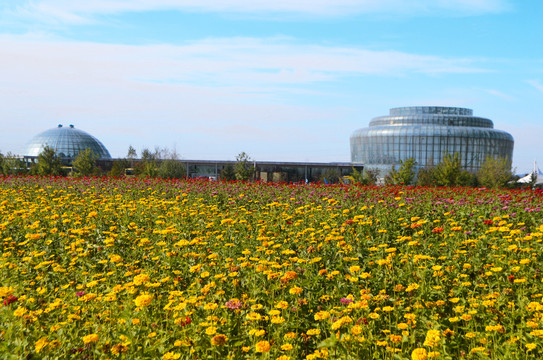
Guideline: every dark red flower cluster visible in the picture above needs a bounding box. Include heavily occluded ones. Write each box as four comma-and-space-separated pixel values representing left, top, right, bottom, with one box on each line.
179, 316, 192, 326
3, 294, 18, 306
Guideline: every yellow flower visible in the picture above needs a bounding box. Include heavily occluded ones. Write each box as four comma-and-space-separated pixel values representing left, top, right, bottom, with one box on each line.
284, 332, 297, 340
289, 286, 303, 295
349, 265, 361, 273
314, 311, 330, 321
134, 294, 153, 307
526, 343, 537, 352
411, 347, 427, 360
35, 337, 49, 354
205, 326, 217, 336
211, 334, 228, 346
133, 274, 150, 285
82, 334, 99, 344
351, 325, 363, 335
163, 352, 181, 360
281, 343, 293, 351
423, 330, 441, 348
306, 328, 321, 336
255, 340, 271, 353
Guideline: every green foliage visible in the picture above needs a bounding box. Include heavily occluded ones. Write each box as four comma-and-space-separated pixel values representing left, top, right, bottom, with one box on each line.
415, 165, 435, 186
220, 165, 236, 181
109, 159, 129, 177
319, 168, 342, 184
476, 156, 513, 189
158, 151, 186, 179
72, 148, 99, 177
0, 153, 27, 175
134, 147, 186, 179
234, 152, 254, 181
348, 167, 379, 185
432, 153, 475, 187
135, 148, 159, 177
415, 153, 477, 187
32, 146, 63, 176
385, 158, 416, 185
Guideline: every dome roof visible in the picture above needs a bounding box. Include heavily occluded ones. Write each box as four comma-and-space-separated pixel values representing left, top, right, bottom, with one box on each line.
24, 124, 111, 159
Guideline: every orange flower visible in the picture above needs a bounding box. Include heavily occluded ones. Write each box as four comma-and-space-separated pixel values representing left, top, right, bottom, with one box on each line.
255, 340, 271, 353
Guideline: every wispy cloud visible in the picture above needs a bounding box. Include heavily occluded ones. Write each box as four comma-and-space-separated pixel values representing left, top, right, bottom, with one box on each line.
6, 0, 511, 25
527, 80, 543, 94
0, 34, 490, 90
483, 88, 515, 101
0, 33, 492, 158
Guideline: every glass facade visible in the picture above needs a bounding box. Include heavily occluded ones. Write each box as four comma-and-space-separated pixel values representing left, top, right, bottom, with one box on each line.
24, 124, 111, 159
350, 107, 514, 173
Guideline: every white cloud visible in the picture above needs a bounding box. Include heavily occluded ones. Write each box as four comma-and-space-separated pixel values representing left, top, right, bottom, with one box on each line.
0, 33, 492, 158
527, 79, 543, 94
0, 35, 489, 91
483, 88, 515, 101
6, 0, 511, 25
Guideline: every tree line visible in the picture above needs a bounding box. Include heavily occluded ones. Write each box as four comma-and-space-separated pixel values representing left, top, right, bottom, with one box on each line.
0, 146, 256, 181
369, 153, 515, 189
0, 147, 521, 188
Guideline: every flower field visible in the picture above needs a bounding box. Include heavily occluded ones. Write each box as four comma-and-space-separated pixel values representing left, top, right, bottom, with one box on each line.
1, 176, 543, 359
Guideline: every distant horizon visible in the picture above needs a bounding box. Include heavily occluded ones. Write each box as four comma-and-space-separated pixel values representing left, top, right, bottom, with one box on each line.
1, 1, 541, 173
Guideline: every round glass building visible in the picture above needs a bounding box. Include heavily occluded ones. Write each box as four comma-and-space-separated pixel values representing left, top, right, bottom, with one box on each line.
350, 106, 514, 173
23, 124, 111, 160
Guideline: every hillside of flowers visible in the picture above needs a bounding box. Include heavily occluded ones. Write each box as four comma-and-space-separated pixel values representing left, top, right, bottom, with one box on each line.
1, 176, 543, 359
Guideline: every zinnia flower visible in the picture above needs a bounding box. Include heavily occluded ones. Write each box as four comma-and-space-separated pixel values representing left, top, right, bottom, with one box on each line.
411, 347, 427, 360
211, 334, 228, 346
255, 340, 271, 353
82, 334, 99, 344
134, 294, 153, 307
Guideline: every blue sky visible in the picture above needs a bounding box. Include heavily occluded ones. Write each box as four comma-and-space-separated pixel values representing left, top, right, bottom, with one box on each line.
0, 0, 542, 173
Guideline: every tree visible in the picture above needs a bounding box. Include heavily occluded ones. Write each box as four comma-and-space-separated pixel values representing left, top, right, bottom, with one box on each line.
1, 152, 27, 175
127, 145, 137, 161
135, 148, 159, 177
348, 167, 379, 185
477, 156, 513, 189
234, 152, 254, 181
109, 159, 129, 177
432, 153, 475, 187
158, 150, 186, 179
72, 148, 98, 177
385, 158, 416, 185
220, 165, 236, 181
319, 168, 342, 184
33, 146, 63, 176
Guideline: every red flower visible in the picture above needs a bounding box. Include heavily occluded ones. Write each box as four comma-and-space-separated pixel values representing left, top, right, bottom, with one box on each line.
432, 227, 444, 234
357, 317, 368, 325
508, 275, 515, 283
3, 295, 18, 306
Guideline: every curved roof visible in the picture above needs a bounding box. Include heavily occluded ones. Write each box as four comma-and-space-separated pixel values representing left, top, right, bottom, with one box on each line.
23, 124, 111, 159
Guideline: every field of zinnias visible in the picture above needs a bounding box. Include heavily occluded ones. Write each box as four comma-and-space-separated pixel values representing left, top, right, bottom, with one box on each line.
1, 177, 543, 359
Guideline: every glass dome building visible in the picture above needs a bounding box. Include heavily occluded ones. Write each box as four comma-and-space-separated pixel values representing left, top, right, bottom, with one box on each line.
23, 124, 111, 160
350, 106, 514, 173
